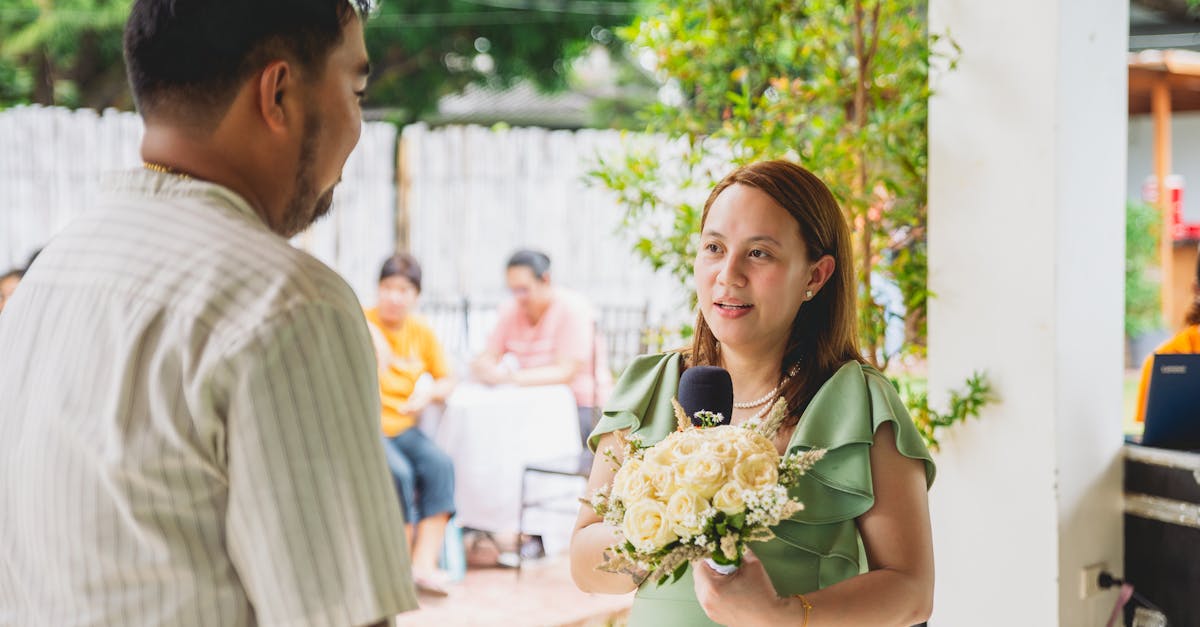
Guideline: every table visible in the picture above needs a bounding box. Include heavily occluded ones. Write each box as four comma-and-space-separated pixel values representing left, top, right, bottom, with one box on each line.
430, 383, 583, 555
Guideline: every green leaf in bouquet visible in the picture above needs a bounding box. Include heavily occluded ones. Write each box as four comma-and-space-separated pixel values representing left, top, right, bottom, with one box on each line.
710, 550, 734, 566
694, 410, 724, 428
729, 512, 746, 530
715, 521, 727, 536
671, 560, 689, 583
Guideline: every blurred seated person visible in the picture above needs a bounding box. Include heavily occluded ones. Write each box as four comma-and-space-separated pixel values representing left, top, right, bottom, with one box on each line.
471, 249, 610, 447
365, 253, 457, 596
0, 269, 22, 314
1135, 249, 1200, 424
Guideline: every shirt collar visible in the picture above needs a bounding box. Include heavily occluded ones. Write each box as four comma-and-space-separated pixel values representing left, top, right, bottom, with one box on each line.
101, 168, 269, 230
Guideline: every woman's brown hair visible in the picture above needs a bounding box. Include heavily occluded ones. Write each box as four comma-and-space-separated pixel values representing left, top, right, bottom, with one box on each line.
687, 160, 863, 424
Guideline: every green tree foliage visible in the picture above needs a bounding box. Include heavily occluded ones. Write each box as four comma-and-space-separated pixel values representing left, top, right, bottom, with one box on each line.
1126, 199, 1162, 339
894, 372, 993, 452
0, 0, 638, 118
594, 0, 945, 370
363, 1, 637, 123
0, 0, 132, 109
591, 0, 993, 449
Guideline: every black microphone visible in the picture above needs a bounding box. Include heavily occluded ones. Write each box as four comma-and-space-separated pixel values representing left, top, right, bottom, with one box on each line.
678, 366, 734, 427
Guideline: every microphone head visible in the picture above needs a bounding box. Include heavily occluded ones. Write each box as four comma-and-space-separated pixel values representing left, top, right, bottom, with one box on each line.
678, 366, 734, 427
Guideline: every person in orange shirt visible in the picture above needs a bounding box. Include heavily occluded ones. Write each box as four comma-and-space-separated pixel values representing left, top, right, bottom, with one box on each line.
365, 254, 457, 596
1135, 251, 1200, 423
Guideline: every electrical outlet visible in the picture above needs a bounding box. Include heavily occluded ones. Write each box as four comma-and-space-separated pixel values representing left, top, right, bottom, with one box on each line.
1079, 562, 1107, 599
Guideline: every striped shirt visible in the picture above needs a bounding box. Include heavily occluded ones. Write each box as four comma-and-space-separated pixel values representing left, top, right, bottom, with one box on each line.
0, 170, 418, 626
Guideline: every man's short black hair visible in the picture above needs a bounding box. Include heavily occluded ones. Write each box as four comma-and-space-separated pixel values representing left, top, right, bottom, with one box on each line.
507, 249, 551, 281
123, 0, 371, 126
380, 253, 422, 292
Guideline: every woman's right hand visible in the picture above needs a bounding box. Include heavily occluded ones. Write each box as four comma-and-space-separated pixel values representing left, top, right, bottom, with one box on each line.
692, 549, 786, 627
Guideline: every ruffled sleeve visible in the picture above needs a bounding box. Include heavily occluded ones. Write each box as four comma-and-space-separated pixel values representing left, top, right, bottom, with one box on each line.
769, 360, 935, 587
587, 352, 682, 452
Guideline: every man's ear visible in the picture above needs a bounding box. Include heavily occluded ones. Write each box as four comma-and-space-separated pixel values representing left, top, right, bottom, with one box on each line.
256, 60, 294, 133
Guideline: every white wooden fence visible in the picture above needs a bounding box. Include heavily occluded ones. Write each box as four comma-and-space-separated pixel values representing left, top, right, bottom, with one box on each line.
0, 105, 397, 300
399, 123, 687, 313
0, 108, 693, 354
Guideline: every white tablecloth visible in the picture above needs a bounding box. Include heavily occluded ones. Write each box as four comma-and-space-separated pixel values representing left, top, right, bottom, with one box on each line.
430, 383, 584, 554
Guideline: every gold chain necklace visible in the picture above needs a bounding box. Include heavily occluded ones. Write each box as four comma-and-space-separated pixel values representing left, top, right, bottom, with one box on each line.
142, 161, 191, 180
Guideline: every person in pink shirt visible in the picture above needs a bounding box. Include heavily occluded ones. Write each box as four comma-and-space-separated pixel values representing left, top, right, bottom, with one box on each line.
471, 250, 610, 447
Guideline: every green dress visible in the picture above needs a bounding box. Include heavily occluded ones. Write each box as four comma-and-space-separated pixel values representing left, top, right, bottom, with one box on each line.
588, 353, 936, 627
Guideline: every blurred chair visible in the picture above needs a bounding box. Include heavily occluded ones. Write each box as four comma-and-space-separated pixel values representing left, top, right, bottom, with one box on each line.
516, 448, 596, 574
597, 302, 652, 375
516, 305, 650, 574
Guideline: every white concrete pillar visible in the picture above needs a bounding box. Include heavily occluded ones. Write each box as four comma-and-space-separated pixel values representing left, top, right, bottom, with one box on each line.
927, 1, 1127, 625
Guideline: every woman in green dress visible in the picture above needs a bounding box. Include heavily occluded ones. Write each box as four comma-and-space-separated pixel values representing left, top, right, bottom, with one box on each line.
570, 160, 935, 626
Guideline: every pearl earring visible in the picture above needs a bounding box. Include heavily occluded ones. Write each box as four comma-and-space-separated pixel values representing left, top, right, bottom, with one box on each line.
805, 290, 813, 299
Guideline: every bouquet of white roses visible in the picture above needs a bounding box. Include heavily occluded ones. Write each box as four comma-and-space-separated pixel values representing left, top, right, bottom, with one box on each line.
588, 397, 825, 585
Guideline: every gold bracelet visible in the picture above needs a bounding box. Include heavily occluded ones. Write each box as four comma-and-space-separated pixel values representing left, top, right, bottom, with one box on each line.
794, 593, 813, 627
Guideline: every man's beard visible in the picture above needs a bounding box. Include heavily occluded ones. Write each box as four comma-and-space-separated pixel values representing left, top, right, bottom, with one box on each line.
277, 111, 337, 238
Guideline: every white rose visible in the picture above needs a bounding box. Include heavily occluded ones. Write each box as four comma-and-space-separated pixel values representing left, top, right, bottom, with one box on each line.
665, 489, 711, 537
645, 438, 678, 467
676, 455, 727, 499
733, 453, 780, 490
711, 481, 748, 515
735, 429, 779, 460
645, 462, 677, 500
663, 429, 707, 462
622, 499, 679, 552
612, 459, 654, 502
702, 430, 740, 470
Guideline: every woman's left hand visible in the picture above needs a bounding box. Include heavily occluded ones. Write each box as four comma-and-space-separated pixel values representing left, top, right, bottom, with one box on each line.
692, 549, 784, 627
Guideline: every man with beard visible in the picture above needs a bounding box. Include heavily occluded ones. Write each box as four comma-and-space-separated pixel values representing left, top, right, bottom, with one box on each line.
0, 2, 416, 626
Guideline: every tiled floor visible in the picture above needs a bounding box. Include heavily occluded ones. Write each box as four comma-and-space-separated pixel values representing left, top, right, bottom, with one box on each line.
395, 555, 633, 627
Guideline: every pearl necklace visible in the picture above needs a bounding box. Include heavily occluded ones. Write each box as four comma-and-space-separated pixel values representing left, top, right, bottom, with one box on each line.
745, 397, 778, 423
733, 363, 800, 409
734, 385, 783, 409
